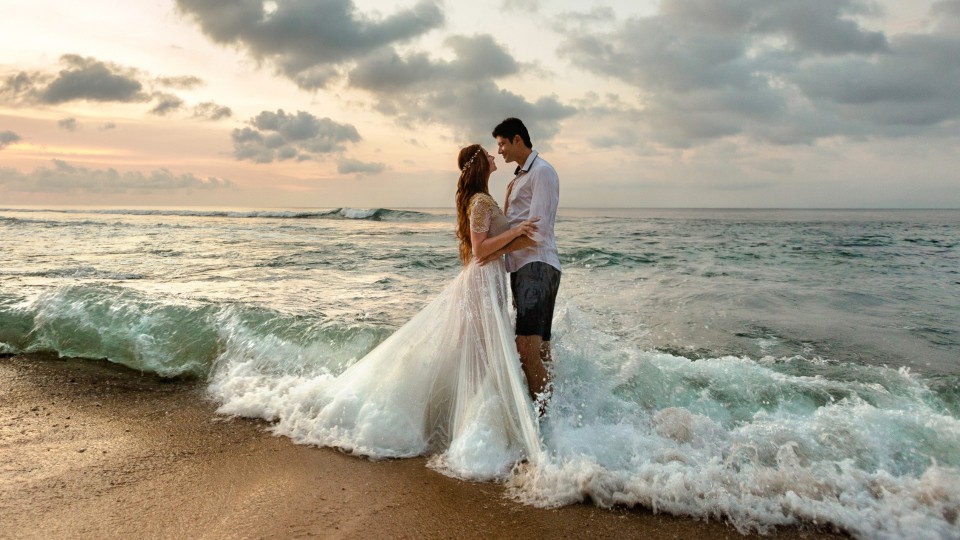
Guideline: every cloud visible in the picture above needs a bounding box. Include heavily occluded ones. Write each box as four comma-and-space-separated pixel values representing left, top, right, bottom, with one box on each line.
554, 6, 614, 29
556, 0, 960, 148
4, 11, 568, 145
174, 0, 444, 89
57, 117, 78, 131
658, 0, 887, 55
934, 0, 960, 34
0, 71, 46, 104
1, 72, 38, 102
587, 126, 641, 149
337, 158, 386, 175
792, 34, 960, 126
99, 122, 117, 131
0, 56, 218, 119
0, 160, 233, 193
500, 0, 539, 13
350, 35, 519, 91
150, 92, 185, 115
0, 130, 22, 150
156, 75, 204, 89
192, 102, 233, 121
348, 34, 576, 144
40, 54, 147, 104
232, 109, 361, 163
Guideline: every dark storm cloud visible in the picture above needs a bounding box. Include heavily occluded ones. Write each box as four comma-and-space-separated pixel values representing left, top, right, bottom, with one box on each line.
557, 0, 960, 148
0, 160, 233, 193
192, 102, 233, 121
174, 0, 444, 89
232, 109, 361, 163
0, 130, 22, 150
57, 117, 78, 131
337, 158, 386, 175
40, 55, 147, 104
349, 35, 575, 144
150, 93, 185, 116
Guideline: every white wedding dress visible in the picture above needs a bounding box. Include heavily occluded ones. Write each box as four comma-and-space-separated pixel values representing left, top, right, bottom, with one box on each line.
266, 193, 544, 480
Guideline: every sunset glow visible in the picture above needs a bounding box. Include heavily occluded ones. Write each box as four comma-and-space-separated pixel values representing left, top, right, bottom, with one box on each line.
1, 0, 958, 207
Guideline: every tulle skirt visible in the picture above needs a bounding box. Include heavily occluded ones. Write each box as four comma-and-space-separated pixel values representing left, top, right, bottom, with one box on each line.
266, 259, 543, 480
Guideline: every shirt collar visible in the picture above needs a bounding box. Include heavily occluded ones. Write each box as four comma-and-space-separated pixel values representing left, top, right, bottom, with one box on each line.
513, 149, 539, 176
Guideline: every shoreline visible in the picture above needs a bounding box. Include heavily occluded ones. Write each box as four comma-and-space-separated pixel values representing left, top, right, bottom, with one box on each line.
1, 353, 846, 539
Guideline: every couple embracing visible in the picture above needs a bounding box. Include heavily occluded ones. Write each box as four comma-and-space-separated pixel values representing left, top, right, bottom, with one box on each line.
277, 118, 559, 480
457, 117, 561, 408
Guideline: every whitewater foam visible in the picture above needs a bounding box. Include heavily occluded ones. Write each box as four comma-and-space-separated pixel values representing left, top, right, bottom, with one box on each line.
203, 301, 960, 538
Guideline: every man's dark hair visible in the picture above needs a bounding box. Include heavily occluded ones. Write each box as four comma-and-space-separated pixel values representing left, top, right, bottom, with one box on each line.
492, 117, 532, 149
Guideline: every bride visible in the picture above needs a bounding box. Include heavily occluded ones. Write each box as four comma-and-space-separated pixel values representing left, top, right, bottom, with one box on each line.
265, 144, 545, 480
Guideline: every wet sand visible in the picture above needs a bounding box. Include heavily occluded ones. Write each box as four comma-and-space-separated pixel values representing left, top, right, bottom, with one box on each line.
0, 354, 846, 539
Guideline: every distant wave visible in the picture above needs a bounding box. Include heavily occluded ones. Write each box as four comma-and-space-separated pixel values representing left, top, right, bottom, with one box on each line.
5, 266, 145, 280
0, 285, 389, 378
0, 207, 437, 222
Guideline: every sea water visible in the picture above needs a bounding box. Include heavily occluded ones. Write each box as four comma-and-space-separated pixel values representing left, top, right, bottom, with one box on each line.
1, 207, 958, 538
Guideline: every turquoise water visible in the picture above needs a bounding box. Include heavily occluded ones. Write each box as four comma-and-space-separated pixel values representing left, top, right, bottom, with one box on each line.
1, 207, 958, 538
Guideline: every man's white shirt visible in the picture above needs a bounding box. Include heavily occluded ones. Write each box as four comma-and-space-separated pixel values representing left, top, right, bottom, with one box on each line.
504, 149, 561, 273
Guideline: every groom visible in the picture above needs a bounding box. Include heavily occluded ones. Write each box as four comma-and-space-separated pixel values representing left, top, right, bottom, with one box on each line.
492, 117, 561, 403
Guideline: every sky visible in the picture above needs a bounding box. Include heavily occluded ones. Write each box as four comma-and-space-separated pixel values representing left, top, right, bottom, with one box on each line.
1, 0, 958, 208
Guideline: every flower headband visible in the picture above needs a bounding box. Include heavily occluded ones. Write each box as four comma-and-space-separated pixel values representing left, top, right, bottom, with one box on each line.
460, 148, 484, 173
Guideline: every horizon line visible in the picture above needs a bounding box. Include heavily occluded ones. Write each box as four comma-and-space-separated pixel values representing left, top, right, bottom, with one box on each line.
2, 205, 959, 211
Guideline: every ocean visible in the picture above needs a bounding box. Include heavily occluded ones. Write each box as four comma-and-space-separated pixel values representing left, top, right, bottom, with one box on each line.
1, 207, 958, 538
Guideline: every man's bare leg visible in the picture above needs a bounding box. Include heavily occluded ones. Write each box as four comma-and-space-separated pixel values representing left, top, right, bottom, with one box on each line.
540, 340, 553, 364
537, 341, 554, 415
517, 334, 549, 400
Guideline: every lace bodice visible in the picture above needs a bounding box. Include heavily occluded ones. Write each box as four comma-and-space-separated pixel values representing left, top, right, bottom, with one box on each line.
468, 193, 509, 237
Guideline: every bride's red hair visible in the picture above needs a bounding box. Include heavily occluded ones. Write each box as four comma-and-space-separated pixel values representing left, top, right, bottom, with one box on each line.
455, 144, 490, 265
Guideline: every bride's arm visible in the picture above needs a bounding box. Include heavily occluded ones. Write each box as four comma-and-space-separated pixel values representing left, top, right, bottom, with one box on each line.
476, 234, 535, 265
470, 218, 539, 261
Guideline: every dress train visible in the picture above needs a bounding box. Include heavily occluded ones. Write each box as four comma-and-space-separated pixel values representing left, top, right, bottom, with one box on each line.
269, 258, 543, 480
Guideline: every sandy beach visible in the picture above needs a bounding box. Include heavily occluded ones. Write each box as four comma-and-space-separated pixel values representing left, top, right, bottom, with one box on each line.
1, 353, 846, 539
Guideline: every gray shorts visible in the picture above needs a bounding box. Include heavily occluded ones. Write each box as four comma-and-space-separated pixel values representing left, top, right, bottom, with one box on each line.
510, 262, 561, 341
